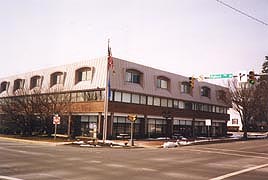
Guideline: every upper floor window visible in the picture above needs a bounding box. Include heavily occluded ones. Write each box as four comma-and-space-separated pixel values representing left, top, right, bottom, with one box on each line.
0, 81, 9, 93
30, 75, 42, 89
157, 76, 169, 89
75, 67, 93, 84
50, 72, 65, 87
181, 82, 191, 94
201, 86, 211, 98
216, 90, 227, 101
126, 69, 142, 84
13, 79, 24, 92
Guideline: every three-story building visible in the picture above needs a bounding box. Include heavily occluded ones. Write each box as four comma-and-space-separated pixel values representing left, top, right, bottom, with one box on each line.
0, 57, 230, 139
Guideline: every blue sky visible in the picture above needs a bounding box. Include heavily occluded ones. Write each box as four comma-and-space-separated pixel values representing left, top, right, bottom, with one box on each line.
0, 0, 267, 82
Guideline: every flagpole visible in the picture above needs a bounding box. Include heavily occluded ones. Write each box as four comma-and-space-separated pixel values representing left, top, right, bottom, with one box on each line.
103, 39, 110, 143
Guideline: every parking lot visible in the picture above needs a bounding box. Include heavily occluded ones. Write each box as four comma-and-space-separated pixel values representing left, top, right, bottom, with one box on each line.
0, 137, 268, 180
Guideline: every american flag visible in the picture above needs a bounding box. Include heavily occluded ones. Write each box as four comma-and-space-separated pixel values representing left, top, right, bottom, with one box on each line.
108, 40, 113, 70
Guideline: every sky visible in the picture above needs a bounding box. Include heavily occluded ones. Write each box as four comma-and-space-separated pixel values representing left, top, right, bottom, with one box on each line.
0, 0, 268, 84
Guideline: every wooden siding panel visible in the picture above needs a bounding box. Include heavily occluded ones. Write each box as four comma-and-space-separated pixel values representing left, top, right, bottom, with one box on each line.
71, 101, 104, 113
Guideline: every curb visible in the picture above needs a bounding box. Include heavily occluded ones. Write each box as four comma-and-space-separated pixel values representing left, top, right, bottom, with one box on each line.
0, 136, 70, 146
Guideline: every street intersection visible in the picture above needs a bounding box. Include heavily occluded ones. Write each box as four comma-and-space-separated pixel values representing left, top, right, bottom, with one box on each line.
0, 138, 268, 180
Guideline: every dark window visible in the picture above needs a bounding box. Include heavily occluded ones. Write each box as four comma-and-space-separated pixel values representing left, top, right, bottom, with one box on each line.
13, 79, 24, 92
50, 72, 64, 87
0, 81, 8, 93
113, 117, 141, 138
201, 86, 211, 98
30, 76, 42, 89
184, 102, 193, 110
148, 119, 167, 138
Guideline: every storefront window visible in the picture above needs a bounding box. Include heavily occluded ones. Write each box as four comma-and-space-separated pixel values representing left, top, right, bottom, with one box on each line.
173, 119, 192, 137
113, 116, 141, 138
148, 119, 167, 138
80, 115, 98, 137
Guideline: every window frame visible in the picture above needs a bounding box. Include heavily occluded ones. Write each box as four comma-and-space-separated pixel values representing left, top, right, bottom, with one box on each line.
0, 81, 8, 93
201, 86, 211, 98
50, 72, 64, 87
156, 76, 170, 89
125, 69, 142, 84
75, 67, 93, 84
181, 81, 191, 94
13, 79, 24, 92
30, 75, 42, 89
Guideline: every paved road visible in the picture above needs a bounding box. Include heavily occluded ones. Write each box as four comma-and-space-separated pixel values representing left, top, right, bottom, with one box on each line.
0, 138, 268, 180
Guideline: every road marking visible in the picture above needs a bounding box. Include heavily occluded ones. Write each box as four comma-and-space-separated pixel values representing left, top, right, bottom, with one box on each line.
0, 176, 23, 180
197, 147, 268, 157
210, 163, 268, 180
186, 148, 268, 160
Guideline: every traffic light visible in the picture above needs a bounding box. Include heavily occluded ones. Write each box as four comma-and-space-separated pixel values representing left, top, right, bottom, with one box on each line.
189, 76, 195, 88
127, 114, 137, 122
248, 71, 255, 85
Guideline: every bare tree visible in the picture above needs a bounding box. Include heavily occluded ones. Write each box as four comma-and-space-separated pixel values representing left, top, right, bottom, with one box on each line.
1, 88, 41, 136
37, 88, 72, 136
228, 79, 255, 139
0, 87, 72, 136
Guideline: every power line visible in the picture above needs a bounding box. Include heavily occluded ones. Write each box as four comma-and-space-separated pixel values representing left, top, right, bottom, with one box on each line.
216, 0, 268, 26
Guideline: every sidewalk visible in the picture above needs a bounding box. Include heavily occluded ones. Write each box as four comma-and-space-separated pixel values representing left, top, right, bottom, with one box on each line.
1, 132, 267, 148
0, 135, 71, 146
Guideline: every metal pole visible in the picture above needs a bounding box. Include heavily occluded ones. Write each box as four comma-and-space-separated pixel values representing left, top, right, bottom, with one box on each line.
67, 114, 71, 139
54, 124, 57, 141
103, 53, 110, 143
130, 121, 134, 146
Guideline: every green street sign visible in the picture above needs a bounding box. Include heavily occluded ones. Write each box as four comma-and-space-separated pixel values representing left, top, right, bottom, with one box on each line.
209, 73, 233, 79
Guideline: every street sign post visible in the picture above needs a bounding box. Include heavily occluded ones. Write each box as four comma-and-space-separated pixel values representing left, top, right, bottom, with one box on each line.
53, 114, 61, 140
209, 74, 233, 79
205, 119, 211, 138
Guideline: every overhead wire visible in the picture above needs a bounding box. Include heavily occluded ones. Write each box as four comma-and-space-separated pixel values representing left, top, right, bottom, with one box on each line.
216, 0, 268, 26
